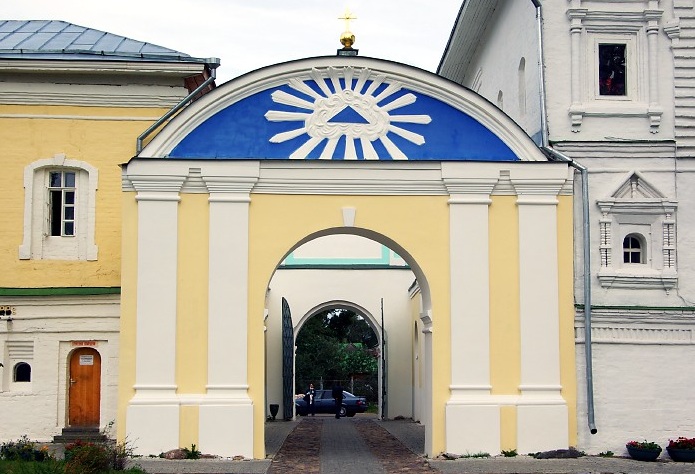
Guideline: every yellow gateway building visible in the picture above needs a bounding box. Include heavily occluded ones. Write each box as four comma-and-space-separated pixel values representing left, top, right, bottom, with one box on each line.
1, 21, 576, 458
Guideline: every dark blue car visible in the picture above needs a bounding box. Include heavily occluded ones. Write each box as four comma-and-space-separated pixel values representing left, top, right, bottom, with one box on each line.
295, 389, 367, 417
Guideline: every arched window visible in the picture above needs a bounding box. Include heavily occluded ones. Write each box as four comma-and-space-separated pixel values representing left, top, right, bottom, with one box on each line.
623, 234, 644, 264
518, 58, 527, 116
14, 362, 31, 382
19, 153, 98, 261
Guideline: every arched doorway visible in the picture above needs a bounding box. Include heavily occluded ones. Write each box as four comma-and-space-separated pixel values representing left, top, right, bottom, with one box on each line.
263, 229, 433, 446
119, 56, 575, 459
68, 347, 101, 427
264, 233, 419, 423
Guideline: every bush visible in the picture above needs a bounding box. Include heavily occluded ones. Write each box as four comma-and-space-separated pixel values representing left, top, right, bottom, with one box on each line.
0, 436, 51, 462
64, 441, 111, 474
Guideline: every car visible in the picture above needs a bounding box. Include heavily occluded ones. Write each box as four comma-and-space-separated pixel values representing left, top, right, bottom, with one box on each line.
295, 389, 367, 417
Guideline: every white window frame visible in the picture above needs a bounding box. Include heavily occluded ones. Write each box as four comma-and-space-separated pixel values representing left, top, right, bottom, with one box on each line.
597, 172, 677, 292
594, 38, 635, 101
19, 153, 98, 261
567, 5, 662, 131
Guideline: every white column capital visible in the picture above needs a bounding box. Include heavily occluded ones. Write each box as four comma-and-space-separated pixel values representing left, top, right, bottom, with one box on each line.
128, 175, 187, 194
202, 175, 258, 195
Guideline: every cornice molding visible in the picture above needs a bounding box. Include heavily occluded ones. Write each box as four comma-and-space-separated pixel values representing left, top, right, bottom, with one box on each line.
0, 59, 205, 76
0, 83, 186, 108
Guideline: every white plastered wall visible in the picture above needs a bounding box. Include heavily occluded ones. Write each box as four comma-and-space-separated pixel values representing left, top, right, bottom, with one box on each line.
0, 295, 119, 442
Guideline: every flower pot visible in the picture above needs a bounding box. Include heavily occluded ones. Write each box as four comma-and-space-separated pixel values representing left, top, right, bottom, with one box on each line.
627, 446, 661, 462
667, 448, 695, 463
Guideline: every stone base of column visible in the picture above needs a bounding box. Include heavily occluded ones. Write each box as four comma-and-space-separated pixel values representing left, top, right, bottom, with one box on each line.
517, 402, 568, 453
445, 402, 501, 455
199, 402, 254, 458
127, 403, 180, 456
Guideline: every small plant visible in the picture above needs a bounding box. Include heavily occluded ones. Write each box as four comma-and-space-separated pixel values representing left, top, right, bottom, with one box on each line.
599, 450, 614, 457
461, 451, 490, 458
64, 440, 112, 474
0, 435, 51, 462
668, 437, 695, 450
501, 449, 517, 457
182, 443, 201, 460
627, 440, 661, 450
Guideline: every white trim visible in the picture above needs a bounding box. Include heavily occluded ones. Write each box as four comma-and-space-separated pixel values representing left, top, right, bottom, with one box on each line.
204, 167, 257, 397
19, 153, 98, 261
131, 178, 184, 391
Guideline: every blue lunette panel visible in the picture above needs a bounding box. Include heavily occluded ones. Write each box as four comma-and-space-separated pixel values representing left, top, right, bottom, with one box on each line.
169, 80, 518, 161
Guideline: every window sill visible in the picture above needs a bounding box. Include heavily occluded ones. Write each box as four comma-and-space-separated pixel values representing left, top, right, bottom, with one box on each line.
598, 269, 677, 292
569, 102, 662, 133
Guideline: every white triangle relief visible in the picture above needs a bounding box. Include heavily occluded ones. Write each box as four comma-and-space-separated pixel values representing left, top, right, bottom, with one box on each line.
265, 67, 432, 160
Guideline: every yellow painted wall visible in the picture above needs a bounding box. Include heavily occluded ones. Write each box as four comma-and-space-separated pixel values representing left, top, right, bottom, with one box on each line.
0, 105, 167, 288
176, 194, 209, 394
118, 182, 576, 456
488, 196, 521, 448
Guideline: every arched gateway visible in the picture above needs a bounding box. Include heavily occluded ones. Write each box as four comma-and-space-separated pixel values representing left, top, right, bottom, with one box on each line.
119, 57, 576, 459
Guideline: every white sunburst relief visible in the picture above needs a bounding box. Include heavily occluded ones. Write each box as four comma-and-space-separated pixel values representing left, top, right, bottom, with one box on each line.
264, 67, 432, 160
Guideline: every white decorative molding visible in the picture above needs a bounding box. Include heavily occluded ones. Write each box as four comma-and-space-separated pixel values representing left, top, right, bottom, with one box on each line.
576, 325, 693, 344
596, 172, 678, 291
20, 153, 98, 261
0, 83, 189, 108
265, 67, 432, 160
566, 3, 663, 132
342, 207, 356, 226
140, 57, 548, 163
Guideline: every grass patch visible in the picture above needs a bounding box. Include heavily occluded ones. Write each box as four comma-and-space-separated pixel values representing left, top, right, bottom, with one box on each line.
461, 452, 490, 458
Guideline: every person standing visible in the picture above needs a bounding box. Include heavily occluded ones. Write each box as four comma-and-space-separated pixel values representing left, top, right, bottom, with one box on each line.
305, 383, 316, 416
332, 382, 344, 419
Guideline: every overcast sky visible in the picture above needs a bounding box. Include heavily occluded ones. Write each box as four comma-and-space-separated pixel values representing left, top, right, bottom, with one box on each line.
4, 0, 463, 83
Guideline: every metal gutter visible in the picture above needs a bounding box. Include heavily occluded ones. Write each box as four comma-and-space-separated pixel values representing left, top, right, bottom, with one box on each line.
534, 0, 597, 435
136, 57, 221, 153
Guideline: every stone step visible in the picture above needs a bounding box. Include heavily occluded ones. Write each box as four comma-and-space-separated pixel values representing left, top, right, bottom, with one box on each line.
52, 427, 108, 443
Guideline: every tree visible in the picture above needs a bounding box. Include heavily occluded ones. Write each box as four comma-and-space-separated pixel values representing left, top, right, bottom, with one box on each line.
295, 309, 379, 396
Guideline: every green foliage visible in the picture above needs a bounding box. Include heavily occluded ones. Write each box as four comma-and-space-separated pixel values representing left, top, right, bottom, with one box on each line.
461, 452, 490, 458
501, 449, 517, 457
181, 444, 201, 460
668, 437, 695, 450
0, 436, 51, 462
627, 440, 661, 450
64, 442, 111, 474
599, 450, 614, 457
295, 309, 380, 397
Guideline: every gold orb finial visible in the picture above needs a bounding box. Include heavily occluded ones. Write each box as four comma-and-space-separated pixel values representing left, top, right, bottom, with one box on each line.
338, 8, 357, 49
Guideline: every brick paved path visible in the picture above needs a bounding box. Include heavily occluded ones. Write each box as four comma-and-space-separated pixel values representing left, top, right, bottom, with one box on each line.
268, 416, 436, 473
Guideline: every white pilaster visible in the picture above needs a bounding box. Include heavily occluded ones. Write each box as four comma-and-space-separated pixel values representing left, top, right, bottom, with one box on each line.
511, 169, 568, 453
199, 163, 259, 458
127, 174, 186, 455
442, 163, 500, 454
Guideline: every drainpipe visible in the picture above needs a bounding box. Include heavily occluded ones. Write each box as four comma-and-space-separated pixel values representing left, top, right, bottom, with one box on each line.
136, 57, 221, 153
533, 0, 597, 435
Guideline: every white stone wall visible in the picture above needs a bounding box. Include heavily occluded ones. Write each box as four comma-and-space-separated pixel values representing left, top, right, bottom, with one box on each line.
439, 0, 695, 454
0, 295, 120, 442
456, 0, 542, 139
576, 313, 695, 455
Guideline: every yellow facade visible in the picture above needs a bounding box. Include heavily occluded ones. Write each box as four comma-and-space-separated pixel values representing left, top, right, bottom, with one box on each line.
0, 104, 168, 289
119, 190, 576, 456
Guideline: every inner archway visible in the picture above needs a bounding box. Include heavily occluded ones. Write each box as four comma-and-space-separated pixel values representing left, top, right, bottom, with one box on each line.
264, 232, 427, 428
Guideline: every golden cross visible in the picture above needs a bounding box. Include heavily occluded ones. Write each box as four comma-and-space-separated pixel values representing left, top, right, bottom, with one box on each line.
339, 8, 357, 31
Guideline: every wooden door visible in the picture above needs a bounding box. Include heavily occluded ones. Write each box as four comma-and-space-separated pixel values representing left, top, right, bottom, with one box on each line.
68, 348, 101, 427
